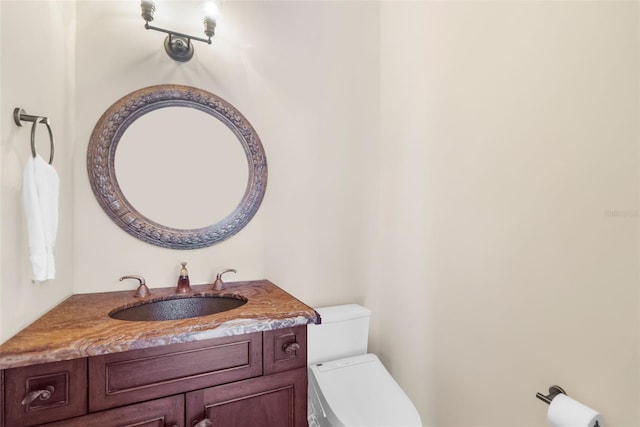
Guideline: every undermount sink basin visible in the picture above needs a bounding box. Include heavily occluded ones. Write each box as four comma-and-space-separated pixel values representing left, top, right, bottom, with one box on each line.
109, 296, 247, 321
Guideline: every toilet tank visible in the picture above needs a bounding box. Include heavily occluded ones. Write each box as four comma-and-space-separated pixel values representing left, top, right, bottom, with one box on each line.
307, 304, 372, 366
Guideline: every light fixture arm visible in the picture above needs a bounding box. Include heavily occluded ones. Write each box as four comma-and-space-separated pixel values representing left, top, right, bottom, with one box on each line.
144, 22, 212, 46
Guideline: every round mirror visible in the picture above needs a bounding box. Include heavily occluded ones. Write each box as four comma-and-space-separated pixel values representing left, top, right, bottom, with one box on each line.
87, 85, 267, 249
115, 107, 248, 230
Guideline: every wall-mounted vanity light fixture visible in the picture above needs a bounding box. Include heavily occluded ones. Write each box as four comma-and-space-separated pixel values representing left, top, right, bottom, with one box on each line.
140, 1, 220, 62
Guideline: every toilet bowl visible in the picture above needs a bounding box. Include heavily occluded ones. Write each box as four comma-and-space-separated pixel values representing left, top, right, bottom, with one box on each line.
307, 304, 422, 427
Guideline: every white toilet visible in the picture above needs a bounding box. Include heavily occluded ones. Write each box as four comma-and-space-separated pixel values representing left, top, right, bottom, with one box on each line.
307, 304, 422, 427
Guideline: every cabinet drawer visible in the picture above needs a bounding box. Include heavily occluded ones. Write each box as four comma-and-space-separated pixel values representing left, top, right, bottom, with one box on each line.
89, 332, 262, 411
186, 367, 307, 427
263, 325, 307, 375
4, 358, 87, 426
41, 394, 184, 427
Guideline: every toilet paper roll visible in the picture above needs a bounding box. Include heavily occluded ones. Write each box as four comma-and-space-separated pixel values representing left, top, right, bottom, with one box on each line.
548, 394, 603, 427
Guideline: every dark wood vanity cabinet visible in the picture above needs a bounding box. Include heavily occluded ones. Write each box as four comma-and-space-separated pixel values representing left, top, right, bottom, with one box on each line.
1, 326, 308, 427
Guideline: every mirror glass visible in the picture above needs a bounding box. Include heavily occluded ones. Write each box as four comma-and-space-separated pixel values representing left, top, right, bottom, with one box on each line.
87, 85, 267, 249
115, 107, 248, 230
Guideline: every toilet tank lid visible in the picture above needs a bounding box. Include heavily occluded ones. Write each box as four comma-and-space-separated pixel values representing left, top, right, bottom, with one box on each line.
314, 304, 371, 324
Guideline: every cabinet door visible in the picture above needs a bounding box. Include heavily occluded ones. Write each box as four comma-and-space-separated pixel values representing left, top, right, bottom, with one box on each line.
186, 367, 307, 427
41, 394, 184, 427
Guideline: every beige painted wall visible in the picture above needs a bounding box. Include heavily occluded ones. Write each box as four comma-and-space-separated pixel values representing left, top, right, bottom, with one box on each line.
1, 1, 639, 425
0, 1, 75, 342
371, 1, 639, 425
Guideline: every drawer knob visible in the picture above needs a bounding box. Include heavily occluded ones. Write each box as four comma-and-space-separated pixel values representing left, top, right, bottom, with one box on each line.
282, 342, 300, 355
193, 419, 213, 427
21, 385, 55, 406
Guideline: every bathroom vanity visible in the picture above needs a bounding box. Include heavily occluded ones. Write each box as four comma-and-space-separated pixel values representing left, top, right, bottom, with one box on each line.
0, 281, 317, 427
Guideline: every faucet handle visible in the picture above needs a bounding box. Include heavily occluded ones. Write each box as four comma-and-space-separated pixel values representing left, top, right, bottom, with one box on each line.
213, 268, 236, 291
119, 275, 151, 298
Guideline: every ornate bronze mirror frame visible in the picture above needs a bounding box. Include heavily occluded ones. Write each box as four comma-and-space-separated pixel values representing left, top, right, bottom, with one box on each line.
87, 84, 267, 249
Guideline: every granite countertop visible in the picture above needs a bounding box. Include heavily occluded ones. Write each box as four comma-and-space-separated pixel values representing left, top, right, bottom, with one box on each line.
0, 280, 319, 370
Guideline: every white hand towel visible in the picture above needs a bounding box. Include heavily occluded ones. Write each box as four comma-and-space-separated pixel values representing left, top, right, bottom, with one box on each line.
23, 155, 59, 281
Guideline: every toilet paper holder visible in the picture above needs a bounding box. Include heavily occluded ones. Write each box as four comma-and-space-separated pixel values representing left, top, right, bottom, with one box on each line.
536, 385, 601, 427
536, 385, 567, 404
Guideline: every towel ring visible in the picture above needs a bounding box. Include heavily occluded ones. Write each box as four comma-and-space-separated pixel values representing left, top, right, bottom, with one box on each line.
30, 118, 54, 164
13, 107, 55, 164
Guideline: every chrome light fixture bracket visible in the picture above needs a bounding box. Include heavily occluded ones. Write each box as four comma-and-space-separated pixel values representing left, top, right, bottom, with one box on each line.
140, 1, 216, 63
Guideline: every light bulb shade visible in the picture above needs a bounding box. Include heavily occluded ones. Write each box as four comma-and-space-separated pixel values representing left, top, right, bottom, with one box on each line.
140, 0, 156, 22
204, 16, 216, 38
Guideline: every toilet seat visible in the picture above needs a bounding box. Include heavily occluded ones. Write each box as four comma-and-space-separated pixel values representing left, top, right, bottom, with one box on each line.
308, 353, 422, 427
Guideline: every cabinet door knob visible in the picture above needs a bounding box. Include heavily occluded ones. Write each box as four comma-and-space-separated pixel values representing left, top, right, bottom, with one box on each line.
21, 385, 55, 406
282, 342, 300, 355
193, 419, 213, 427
